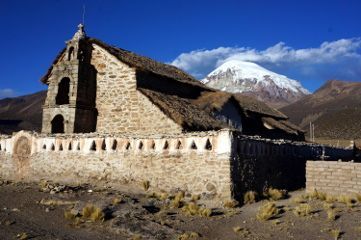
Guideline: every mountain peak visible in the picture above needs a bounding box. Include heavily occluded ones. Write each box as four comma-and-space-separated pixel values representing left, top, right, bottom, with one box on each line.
202, 60, 310, 108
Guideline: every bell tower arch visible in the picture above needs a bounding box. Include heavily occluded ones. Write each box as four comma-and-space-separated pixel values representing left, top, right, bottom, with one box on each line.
42, 24, 97, 133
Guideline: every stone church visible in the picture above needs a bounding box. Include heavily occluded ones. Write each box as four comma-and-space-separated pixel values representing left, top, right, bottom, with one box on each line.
41, 24, 304, 141
1, 25, 354, 203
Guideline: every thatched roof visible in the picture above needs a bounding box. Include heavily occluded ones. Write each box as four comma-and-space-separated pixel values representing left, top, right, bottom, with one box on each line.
41, 37, 206, 89
193, 91, 288, 119
138, 88, 228, 131
262, 117, 304, 135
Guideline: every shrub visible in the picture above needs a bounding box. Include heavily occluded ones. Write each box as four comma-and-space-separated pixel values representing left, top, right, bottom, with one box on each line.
293, 203, 312, 217
264, 188, 287, 201
244, 191, 257, 204
256, 202, 279, 221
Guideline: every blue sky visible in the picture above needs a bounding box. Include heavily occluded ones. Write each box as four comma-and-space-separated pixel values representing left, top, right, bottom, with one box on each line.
1, 0, 361, 98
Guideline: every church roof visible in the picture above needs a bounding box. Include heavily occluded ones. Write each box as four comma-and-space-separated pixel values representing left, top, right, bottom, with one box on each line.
40, 37, 206, 89
138, 88, 228, 131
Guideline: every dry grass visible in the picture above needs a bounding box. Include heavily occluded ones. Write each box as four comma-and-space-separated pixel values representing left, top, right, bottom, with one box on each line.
223, 200, 239, 208
326, 209, 337, 221
177, 231, 200, 240
182, 202, 212, 217
338, 195, 356, 208
325, 194, 337, 203
171, 191, 185, 208
244, 191, 257, 204
112, 197, 123, 205
292, 195, 307, 204
323, 202, 335, 210
64, 210, 77, 220
82, 204, 105, 222
329, 228, 341, 240
264, 188, 287, 201
256, 202, 279, 221
293, 203, 312, 217
16, 232, 29, 240
191, 194, 200, 202
355, 194, 361, 202
233, 226, 250, 237
142, 181, 150, 191
306, 189, 327, 201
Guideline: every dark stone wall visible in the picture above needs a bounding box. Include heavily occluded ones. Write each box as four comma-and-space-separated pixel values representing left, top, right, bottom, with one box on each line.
229, 132, 354, 202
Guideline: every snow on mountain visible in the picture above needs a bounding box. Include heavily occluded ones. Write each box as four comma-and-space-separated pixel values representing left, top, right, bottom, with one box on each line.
202, 60, 310, 108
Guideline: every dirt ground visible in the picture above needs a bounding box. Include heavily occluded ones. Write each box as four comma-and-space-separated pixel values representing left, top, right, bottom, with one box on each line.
1, 180, 361, 240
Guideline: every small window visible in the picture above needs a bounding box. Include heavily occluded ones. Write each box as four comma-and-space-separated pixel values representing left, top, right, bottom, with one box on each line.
68, 47, 74, 61
55, 77, 70, 105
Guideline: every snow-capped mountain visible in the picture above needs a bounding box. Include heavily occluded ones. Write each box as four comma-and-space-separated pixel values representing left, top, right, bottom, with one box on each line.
202, 60, 310, 108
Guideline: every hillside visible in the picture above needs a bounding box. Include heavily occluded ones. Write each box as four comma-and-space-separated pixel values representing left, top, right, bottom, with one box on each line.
280, 80, 361, 139
0, 91, 46, 134
202, 60, 310, 108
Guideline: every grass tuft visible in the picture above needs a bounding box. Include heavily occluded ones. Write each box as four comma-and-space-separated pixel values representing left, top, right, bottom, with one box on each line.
182, 202, 212, 217
112, 197, 123, 205
330, 228, 341, 240
81, 204, 104, 222
264, 188, 287, 201
223, 200, 239, 208
293, 203, 312, 217
256, 202, 279, 221
338, 195, 356, 208
292, 195, 307, 204
307, 189, 327, 201
326, 209, 337, 221
64, 210, 77, 220
177, 231, 200, 240
142, 181, 150, 191
244, 191, 257, 204
171, 191, 185, 208
323, 202, 335, 210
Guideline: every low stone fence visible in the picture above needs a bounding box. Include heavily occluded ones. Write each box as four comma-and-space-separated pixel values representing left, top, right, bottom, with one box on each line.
306, 160, 361, 195
0, 130, 356, 203
0, 130, 233, 202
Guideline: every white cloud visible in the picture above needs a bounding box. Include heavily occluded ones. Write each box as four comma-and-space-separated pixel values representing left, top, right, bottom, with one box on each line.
0, 88, 16, 99
170, 38, 361, 81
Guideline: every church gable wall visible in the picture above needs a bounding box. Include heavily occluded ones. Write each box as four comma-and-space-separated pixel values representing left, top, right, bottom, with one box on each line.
91, 44, 182, 134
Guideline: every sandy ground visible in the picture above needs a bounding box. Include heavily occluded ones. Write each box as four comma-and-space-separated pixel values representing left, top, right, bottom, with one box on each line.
1, 180, 361, 240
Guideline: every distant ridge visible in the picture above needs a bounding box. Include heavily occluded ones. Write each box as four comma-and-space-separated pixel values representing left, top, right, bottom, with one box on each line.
280, 80, 361, 140
0, 91, 46, 134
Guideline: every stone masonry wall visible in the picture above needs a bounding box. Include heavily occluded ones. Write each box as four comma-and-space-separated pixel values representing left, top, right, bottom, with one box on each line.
0, 130, 233, 201
306, 161, 361, 195
91, 44, 182, 134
